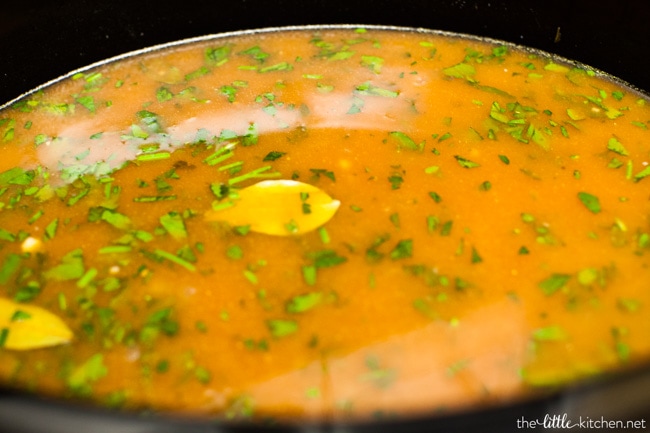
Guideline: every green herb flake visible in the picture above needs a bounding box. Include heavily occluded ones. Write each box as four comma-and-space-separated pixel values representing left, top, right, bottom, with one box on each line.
566, 108, 585, 121
44, 249, 85, 282
0, 228, 15, 242
544, 63, 569, 73
76, 95, 96, 113
228, 165, 281, 185
617, 298, 641, 313
267, 319, 299, 338
317, 226, 330, 244
538, 273, 571, 295
424, 166, 440, 175
446, 359, 470, 377
634, 166, 650, 182
140, 307, 180, 344
428, 192, 442, 203
205, 45, 232, 65
156, 86, 174, 102
185, 66, 210, 81
442, 62, 476, 79
159, 212, 187, 240
309, 168, 336, 182
76, 268, 98, 289
156, 360, 170, 374
284, 219, 299, 234
390, 239, 413, 260
521, 212, 535, 224
260, 62, 293, 73
533, 325, 568, 341
134, 195, 177, 203
606, 137, 629, 156
286, 292, 323, 313
489, 101, 510, 123
0, 328, 8, 347
34, 134, 49, 146
577, 191, 602, 214
309, 249, 348, 268
470, 246, 483, 264
10, 310, 31, 322
305, 387, 321, 399
361, 55, 384, 73
440, 220, 453, 236
388, 174, 404, 189
385, 213, 399, 230
193, 366, 211, 384
388, 131, 423, 151
365, 233, 390, 263
153, 249, 196, 272
302, 265, 317, 286
98, 245, 132, 255
220, 85, 239, 102
454, 155, 480, 169
347, 96, 364, 113
362, 355, 396, 388
226, 245, 243, 260
437, 132, 452, 142
0, 167, 35, 187
615, 341, 630, 362
355, 81, 399, 98
67, 354, 108, 394
44, 218, 59, 240
136, 110, 163, 133
28, 210, 45, 224
234, 225, 251, 236
136, 152, 171, 162
67, 186, 91, 206
608, 158, 624, 169
13, 282, 41, 303
263, 151, 286, 161
100, 209, 132, 230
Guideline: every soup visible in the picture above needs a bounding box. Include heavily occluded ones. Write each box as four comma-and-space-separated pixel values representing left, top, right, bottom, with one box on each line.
0, 26, 649, 422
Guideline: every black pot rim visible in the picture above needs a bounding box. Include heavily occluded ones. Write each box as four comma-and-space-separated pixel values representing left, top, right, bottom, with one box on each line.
2, 23, 648, 111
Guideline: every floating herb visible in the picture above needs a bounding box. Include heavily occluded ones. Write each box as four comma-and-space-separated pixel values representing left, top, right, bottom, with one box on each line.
67, 354, 108, 395
454, 155, 480, 169
388, 131, 424, 151
390, 239, 413, 260
286, 292, 323, 313
577, 191, 601, 214
160, 212, 188, 240
539, 273, 571, 295
263, 151, 286, 161
267, 319, 298, 338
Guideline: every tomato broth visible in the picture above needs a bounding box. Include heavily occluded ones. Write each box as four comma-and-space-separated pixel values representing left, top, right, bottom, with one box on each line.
0, 27, 649, 422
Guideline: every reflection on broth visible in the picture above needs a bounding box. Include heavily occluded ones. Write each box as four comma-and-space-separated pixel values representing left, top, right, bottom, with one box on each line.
0, 26, 649, 422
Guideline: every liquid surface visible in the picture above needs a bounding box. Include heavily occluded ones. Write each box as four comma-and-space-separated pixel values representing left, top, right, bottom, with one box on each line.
0, 27, 649, 422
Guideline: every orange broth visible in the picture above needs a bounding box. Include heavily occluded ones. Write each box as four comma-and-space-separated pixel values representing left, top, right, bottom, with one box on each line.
0, 27, 649, 422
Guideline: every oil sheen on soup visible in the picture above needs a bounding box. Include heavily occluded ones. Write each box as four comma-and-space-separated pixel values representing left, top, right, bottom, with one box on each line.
0, 27, 649, 422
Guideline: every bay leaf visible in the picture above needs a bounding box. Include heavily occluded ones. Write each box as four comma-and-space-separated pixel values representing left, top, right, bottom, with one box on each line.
0, 298, 73, 350
205, 180, 340, 236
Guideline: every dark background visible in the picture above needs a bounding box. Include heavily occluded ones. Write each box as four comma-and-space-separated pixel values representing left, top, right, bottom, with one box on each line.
1, 0, 649, 105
